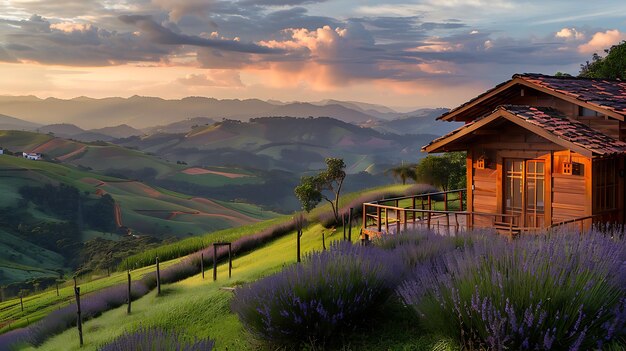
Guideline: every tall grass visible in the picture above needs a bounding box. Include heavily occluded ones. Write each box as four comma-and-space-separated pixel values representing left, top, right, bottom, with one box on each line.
122, 184, 421, 270
98, 326, 214, 351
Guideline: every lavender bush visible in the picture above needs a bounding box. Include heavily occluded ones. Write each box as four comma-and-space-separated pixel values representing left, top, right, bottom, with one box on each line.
98, 326, 214, 351
231, 241, 401, 347
398, 231, 626, 350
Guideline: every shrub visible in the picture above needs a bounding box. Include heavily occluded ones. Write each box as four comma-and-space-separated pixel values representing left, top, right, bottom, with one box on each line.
231, 241, 401, 347
98, 326, 214, 351
398, 232, 626, 350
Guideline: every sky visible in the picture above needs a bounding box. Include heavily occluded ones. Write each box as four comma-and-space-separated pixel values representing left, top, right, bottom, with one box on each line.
0, 0, 625, 110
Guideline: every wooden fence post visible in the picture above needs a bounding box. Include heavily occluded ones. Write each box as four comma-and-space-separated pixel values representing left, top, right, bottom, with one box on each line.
459, 190, 464, 211
444, 193, 448, 211
342, 212, 346, 240
297, 229, 301, 263
201, 253, 204, 279
155, 256, 161, 295
127, 270, 131, 314
348, 208, 353, 241
228, 243, 232, 279
75, 286, 83, 347
213, 244, 217, 281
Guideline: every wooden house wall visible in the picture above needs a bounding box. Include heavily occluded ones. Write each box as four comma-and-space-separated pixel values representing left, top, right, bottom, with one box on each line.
467, 122, 593, 227
552, 151, 591, 224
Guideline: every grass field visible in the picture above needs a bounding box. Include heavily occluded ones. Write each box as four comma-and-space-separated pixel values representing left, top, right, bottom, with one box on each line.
23, 221, 363, 351
0, 184, 419, 349
0, 153, 277, 289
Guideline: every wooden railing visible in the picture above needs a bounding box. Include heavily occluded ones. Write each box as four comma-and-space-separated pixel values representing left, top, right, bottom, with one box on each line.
548, 211, 621, 233
361, 189, 522, 237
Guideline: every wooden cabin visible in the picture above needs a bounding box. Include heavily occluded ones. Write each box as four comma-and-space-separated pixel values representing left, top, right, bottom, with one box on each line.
422, 74, 626, 232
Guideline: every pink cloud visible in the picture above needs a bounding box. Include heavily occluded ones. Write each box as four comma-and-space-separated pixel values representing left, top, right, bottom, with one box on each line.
578, 29, 626, 54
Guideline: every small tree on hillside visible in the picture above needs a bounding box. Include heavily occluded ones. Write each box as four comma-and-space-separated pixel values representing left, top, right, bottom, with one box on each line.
386, 163, 418, 185
294, 158, 346, 224
415, 152, 466, 191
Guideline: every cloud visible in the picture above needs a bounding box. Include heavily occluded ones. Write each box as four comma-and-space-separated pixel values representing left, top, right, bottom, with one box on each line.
555, 27, 585, 40
578, 29, 626, 54
119, 15, 283, 54
241, 0, 329, 5
151, 0, 216, 22
177, 71, 244, 87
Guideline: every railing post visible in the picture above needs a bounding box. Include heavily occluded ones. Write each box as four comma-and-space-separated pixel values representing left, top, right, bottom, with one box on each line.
362, 204, 366, 234
428, 195, 432, 211
412, 197, 416, 223
403, 209, 408, 231
427, 211, 431, 229
396, 208, 401, 234
377, 207, 382, 233
444, 193, 448, 211
385, 208, 389, 233
446, 213, 450, 234
459, 190, 464, 211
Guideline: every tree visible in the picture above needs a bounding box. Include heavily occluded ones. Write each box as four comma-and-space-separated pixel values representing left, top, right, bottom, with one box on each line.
294, 158, 346, 224
386, 163, 418, 185
415, 152, 466, 191
579, 41, 626, 79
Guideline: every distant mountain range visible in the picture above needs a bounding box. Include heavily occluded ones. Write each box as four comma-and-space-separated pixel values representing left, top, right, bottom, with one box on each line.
0, 95, 456, 133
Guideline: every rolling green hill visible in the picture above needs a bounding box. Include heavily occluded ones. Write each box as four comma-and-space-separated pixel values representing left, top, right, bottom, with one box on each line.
117, 116, 436, 174
0, 130, 261, 188
0, 153, 277, 289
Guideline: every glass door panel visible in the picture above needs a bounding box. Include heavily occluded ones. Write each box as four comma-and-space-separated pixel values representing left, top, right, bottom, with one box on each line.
504, 159, 545, 228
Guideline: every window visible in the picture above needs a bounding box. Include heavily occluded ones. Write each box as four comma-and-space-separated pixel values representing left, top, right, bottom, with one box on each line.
593, 158, 617, 212
579, 106, 603, 118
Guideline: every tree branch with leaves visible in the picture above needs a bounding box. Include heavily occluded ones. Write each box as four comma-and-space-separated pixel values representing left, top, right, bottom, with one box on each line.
294, 158, 346, 224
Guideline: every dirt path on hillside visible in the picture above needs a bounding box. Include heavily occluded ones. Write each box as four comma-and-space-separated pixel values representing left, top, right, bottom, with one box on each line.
191, 197, 258, 222
182, 167, 251, 179
57, 145, 87, 161
114, 203, 123, 228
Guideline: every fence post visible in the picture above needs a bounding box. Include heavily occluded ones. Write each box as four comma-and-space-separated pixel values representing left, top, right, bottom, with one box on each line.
228, 243, 232, 279
412, 196, 416, 223
127, 270, 131, 314
74, 286, 83, 347
342, 212, 346, 240
348, 208, 353, 241
297, 229, 301, 263
155, 256, 161, 295
213, 244, 217, 281
459, 190, 464, 211
201, 253, 204, 279
444, 192, 448, 211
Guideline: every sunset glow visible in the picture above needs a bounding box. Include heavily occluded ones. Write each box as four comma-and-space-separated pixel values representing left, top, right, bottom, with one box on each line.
1, 0, 625, 109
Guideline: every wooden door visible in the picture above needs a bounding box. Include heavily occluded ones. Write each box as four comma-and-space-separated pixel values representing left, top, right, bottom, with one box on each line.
504, 159, 545, 227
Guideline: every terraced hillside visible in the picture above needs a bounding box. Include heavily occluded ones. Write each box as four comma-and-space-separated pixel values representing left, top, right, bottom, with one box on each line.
0, 130, 260, 188
0, 154, 276, 289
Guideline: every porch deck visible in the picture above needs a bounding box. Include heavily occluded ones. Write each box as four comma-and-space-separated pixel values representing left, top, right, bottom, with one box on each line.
361, 189, 604, 239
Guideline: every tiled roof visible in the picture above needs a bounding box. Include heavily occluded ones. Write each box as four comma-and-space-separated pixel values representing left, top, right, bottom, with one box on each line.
515, 74, 626, 116
423, 105, 626, 155
438, 73, 626, 121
